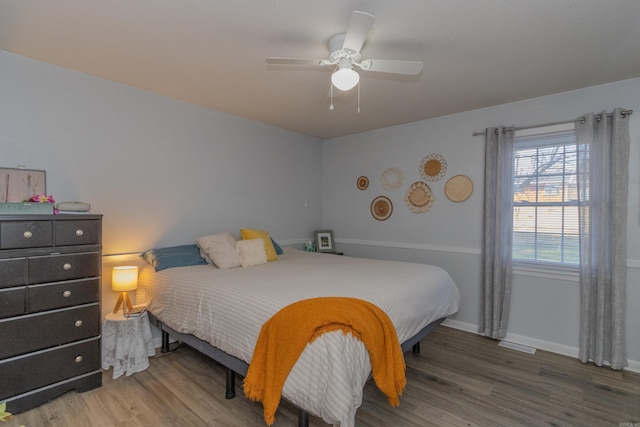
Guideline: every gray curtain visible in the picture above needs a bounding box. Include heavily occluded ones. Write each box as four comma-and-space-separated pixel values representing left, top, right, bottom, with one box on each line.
480, 127, 515, 339
576, 109, 630, 370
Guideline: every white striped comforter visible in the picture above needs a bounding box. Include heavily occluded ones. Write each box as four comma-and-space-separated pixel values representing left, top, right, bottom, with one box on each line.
137, 248, 460, 426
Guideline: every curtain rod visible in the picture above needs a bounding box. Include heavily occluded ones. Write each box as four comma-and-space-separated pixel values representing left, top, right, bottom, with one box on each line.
472, 109, 633, 136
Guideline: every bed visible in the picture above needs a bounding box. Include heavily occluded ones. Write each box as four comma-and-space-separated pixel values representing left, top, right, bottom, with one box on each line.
137, 247, 460, 427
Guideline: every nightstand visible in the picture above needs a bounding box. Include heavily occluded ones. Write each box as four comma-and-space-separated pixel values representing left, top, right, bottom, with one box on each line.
101, 311, 156, 379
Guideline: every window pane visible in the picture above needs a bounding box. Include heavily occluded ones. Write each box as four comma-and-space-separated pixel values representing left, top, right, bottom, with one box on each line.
537, 146, 566, 175
564, 206, 580, 264
513, 205, 538, 260
564, 181, 578, 203
536, 207, 564, 263
513, 230, 536, 261
537, 205, 564, 234
536, 233, 565, 263
538, 175, 564, 201
513, 205, 537, 233
514, 148, 538, 176
514, 177, 538, 203
512, 128, 579, 268
564, 147, 577, 174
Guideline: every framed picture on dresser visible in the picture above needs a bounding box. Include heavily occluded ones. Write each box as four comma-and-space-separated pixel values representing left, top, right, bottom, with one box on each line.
0, 167, 46, 202
314, 230, 335, 253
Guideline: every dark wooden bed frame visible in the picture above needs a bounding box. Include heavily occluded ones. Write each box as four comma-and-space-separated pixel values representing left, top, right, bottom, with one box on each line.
148, 313, 444, 427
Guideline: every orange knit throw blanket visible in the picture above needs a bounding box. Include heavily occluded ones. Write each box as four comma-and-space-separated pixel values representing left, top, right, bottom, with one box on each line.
243, 297, 406, 425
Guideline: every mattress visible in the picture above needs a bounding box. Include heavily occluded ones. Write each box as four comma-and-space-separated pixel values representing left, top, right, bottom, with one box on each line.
138, 247, 460, 426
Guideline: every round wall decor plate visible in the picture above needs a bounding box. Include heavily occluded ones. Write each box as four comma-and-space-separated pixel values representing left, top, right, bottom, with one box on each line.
380, 167, 404, 191
356, 176, 369, 190
371, 196, 393, 221
405, 181, 434, 213
445, 175, 474, 202
419, 154, 447, 182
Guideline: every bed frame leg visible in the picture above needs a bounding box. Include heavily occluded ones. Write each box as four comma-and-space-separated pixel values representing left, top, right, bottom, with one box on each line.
161, 330, 171, 353
412, 341, 421, 355
298, 409, 309, 427
225, 368, 236, 399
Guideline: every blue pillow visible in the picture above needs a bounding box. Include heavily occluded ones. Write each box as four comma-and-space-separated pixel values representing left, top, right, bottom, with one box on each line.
271, 237, 283, 255
140, 244, 208, 271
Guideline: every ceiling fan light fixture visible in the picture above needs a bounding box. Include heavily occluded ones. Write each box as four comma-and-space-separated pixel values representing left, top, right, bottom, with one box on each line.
332, 67, 359, 91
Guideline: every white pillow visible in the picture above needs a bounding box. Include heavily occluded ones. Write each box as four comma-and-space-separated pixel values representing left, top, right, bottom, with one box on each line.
236, 239, 268, 267
197, 232, 242, 269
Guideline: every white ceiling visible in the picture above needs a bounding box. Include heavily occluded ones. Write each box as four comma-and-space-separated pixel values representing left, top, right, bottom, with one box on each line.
1, 1, 639, 139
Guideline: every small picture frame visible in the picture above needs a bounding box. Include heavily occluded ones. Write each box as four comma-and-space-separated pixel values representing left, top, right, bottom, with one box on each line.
314, 230, 335, 253
0, 167, 47, 202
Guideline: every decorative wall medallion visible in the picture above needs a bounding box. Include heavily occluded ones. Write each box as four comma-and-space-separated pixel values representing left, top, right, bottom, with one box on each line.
405, 181, 434, 213
419, 154, 447, 182
445, 175, 474, 202
356, 176, 369, 190
371, 196, 393, 221
381, 167, 404, 191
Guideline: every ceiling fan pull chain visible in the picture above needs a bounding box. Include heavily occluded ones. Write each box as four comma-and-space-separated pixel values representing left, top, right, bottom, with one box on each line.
357, 81, 361, 113
329, 83, 334, 111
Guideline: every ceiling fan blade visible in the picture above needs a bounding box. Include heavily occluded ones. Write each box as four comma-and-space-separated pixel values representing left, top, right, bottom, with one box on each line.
359, 59, 423, 75
266, 57, 328, 66
342, 11, 375, 53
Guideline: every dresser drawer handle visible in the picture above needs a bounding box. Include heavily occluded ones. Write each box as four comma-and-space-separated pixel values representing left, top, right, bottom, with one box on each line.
23, 231, 33, 239
63, 290, 72, 298
76, 229, 84, 236
74, 355, 83, 363
63, 263, 72, 270
74, 320, 83, 327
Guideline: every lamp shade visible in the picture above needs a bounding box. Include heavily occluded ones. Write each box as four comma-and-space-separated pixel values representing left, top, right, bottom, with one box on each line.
112, 266, 138, 292
331, 67, 360, 91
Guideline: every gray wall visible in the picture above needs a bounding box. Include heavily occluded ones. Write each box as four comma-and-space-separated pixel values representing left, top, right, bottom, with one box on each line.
1, 50, 323, 252
322, 78, 640, 370
1, 49, 323, 316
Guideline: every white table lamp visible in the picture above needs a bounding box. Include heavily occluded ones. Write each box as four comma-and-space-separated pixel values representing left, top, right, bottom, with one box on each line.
112, 266, 138, 314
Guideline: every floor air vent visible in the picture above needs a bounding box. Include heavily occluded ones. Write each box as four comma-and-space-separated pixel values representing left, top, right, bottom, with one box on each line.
498, 340, 536, 354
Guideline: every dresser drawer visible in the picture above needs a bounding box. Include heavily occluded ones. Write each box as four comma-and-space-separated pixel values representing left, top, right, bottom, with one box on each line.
54, 220, 101, 246
0, 304, 100, 359
0, 221, 52, 249
28, 278, 100, 312
28, 252, 100, 284
0, 337, 100, 401
0, 257, 27, 288
0, 287, 25, 319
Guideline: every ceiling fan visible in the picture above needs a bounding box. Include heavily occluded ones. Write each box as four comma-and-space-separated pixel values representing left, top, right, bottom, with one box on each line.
266, 11, 424, 92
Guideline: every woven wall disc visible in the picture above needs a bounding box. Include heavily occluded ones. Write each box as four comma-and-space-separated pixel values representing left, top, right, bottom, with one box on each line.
445, 175, 474, 202
419, 154, 447, 182
405, 181, 434, 213
356, 176, 369, 190
380, 167, 404, 191
371, 196, 393, 221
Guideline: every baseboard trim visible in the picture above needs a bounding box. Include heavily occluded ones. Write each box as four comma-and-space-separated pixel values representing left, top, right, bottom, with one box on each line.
442, 319, 640, 373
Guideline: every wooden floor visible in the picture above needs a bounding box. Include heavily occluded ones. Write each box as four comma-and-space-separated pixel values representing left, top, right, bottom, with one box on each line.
6, 326, 640, 426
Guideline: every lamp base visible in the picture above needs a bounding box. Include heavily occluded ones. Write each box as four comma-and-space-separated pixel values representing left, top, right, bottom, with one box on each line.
113, 291, 134, 315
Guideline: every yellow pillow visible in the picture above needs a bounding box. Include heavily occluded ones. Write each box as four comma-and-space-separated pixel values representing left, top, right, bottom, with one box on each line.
240, 229, 278, 261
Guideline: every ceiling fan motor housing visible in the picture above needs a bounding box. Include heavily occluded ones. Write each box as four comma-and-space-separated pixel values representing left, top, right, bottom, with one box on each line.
328, 33, 361, 64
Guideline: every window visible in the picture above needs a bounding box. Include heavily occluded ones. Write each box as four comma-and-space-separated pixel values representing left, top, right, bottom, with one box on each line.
512, 124, 579, 268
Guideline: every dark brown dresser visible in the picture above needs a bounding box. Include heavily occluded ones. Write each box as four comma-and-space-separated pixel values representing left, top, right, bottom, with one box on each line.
0, 214, 102, 413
